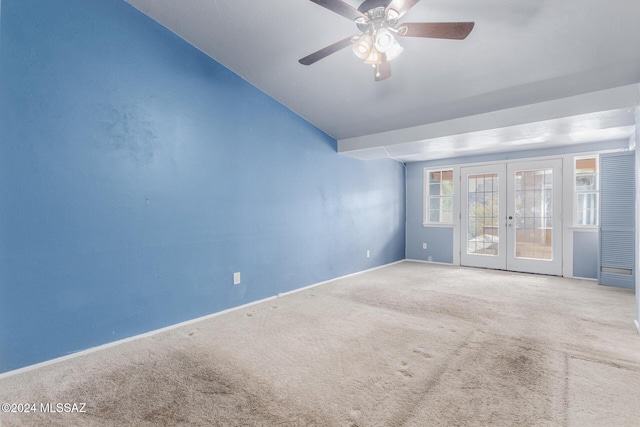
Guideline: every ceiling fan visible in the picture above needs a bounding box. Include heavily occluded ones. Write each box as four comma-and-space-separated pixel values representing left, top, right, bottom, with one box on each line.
299, 0, 475, 81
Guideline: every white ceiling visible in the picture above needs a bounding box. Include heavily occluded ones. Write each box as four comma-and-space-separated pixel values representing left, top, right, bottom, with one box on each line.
125, 0, 640, 162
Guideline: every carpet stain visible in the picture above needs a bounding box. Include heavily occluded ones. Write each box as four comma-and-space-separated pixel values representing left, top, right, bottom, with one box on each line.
386, 335, 557, 426
143, 399, 187, 424
344, 287, 497, 326
8, 349, 331, 427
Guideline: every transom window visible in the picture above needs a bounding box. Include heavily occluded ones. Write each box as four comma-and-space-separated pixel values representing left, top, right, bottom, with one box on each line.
575, 156, 599, 226
425, 169, 454, 223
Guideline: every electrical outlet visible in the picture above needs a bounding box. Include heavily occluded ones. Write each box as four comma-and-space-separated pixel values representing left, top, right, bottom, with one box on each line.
423, 243, 427, 249
366, 250, 370, 258
233, 272, 241, 285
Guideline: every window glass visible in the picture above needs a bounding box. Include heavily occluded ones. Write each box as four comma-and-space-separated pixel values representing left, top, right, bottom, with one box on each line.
426, 169, 454, 224
575, 157, 599, 226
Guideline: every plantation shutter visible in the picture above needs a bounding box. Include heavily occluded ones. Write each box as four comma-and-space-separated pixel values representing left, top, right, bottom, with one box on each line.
599, 151, 635, 289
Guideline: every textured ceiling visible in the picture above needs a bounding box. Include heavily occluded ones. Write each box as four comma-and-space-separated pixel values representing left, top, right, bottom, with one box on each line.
125, 0, 640, 161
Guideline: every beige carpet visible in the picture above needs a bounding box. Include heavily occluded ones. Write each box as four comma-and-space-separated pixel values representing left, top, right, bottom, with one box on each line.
1, 261, 639, 426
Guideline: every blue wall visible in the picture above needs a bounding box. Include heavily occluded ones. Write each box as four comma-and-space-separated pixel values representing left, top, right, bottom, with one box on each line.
405, 163, 454, 263
0, 0, 406, 373
573, 231, 598, 279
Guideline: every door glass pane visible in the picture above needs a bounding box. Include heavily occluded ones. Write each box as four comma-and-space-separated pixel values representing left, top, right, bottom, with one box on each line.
467, 173, 499, 256
514, 169, 553, 260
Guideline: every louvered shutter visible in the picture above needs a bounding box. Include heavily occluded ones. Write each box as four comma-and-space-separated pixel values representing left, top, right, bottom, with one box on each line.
599, 151, 635, 288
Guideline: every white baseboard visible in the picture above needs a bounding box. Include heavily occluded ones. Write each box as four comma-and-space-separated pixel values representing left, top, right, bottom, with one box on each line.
276, 260, 404, 298
635, 319, 640, 335
0, 259, 405, 380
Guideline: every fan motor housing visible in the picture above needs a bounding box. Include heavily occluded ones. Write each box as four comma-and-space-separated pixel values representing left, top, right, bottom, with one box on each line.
357, 0, 395, 33
357, 0, 392, 13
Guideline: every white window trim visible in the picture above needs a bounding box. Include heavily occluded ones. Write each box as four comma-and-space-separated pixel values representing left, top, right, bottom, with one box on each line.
423, 167, 455, 226
573, 155, 599, 228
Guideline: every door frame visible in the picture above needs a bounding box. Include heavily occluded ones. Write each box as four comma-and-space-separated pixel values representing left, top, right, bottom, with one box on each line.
460, 164, 507, 270
505, 159, 563, 275
459, 158, 563, 275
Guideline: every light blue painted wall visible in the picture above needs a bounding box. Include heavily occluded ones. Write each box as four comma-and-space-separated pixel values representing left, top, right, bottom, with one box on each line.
405, 141, 629, 268
573, 231, 598, 279
0, 0, 406, 373
405, 164, 453, 262
406, 227, 454, 263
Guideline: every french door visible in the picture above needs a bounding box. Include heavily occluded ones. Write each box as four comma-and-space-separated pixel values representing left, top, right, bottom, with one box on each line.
460, 159, 562, 275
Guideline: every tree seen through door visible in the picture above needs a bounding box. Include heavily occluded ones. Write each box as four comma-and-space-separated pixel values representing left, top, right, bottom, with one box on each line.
467, 173, 500, 255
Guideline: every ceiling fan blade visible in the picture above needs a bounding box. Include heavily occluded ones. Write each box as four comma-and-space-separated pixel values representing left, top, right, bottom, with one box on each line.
398, 22, 475, 40
386, 0, 421, 19
299, 36, 355, 65
375, 54, 391, 81
309, 0, 367, 22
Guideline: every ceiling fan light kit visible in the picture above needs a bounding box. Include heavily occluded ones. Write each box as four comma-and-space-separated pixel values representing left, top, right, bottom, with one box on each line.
353, 34, 374, 59
299, 0, 475, 81
364, 48, 382, 65
374, 28, 395, 52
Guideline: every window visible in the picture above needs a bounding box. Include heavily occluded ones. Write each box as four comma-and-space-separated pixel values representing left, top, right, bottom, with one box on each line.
426, 169, 454, 223
575, 156, 599, 226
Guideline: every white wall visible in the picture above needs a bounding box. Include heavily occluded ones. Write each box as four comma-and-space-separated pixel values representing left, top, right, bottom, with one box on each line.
635, 103, 640, 333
